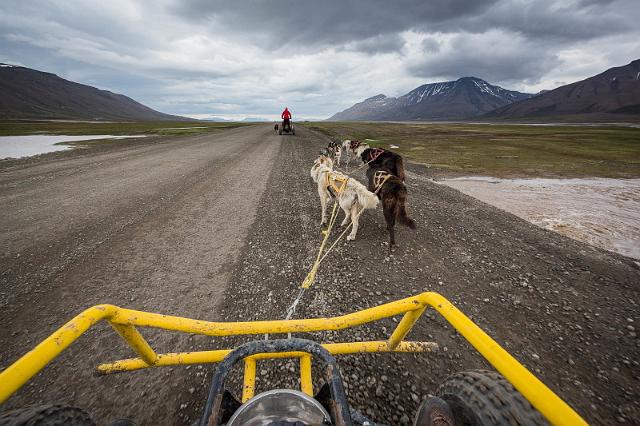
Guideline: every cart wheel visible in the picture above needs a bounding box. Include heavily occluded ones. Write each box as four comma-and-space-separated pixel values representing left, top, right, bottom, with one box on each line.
414, 397, 455, 426
0, 404, 94, 426
436, 370, 547, 426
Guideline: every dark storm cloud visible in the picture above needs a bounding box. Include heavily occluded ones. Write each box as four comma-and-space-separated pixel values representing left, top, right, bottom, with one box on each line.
171, 0, 637, 51
169, 0, 499, 52
453, 0, 638, 42
342, 34, 406, 54
408, 31, 563, 85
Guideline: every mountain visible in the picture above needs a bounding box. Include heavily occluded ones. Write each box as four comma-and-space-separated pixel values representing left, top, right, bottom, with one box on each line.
0, 64, 189, 121
486, 59, 640, 118
329, 77, 532, 121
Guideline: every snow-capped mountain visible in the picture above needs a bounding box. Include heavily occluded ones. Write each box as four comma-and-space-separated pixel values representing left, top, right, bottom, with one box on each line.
328, 77, 532, 121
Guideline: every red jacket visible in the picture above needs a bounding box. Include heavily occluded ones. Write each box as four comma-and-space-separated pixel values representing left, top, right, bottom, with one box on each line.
281, 108, 292, 119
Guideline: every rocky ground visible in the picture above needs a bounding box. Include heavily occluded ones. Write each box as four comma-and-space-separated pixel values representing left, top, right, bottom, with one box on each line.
186, 126, 640, 425
1, 124, 638, 425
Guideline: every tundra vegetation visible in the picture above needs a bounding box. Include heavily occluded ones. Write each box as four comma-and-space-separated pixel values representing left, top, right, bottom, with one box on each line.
307, 122, 640, 178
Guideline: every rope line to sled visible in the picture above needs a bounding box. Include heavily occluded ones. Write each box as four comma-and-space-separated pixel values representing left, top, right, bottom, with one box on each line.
282, 199, 341, 325
281, 150, 392, 333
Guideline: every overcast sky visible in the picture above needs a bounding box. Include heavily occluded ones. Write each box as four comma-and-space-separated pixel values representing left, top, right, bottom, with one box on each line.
1, 0, 639, 120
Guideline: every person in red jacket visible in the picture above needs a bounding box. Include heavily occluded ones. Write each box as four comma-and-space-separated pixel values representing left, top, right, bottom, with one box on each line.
281, 107, 292, 130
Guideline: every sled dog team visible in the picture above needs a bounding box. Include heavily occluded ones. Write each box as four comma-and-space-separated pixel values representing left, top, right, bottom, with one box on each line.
311, 140, 416, 246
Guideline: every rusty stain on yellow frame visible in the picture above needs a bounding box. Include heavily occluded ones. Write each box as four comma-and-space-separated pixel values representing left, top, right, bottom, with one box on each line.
0, 292, 586, 425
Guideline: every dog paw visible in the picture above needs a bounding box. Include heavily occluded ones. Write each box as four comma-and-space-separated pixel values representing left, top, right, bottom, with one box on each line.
347, 235, 356, 241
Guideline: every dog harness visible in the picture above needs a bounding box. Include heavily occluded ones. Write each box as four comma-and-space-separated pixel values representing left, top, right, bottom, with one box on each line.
325, 172, 349, 196
368, 148, 385, 162
373, 170, 392, 193
349, 140, 361, 150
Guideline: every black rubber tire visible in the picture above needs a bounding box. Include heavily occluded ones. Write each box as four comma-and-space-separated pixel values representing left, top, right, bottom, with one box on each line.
437, 370, 548, 426
414, 397, 455, 426
0, 405, 94, 426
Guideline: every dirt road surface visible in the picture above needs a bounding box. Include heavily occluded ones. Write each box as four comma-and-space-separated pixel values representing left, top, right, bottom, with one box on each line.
1, 125, 639, 425
0, 126, 281, 424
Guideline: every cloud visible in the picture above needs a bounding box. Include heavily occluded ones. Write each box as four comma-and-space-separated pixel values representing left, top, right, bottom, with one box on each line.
168, 0, 500, 51
0, 0, 638, 118
405, 30, 563, 86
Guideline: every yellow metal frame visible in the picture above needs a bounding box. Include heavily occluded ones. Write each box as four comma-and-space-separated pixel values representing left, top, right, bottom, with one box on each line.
0, 292, 586, 425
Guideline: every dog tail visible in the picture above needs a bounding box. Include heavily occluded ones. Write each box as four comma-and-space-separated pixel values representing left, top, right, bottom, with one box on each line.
396, 187, 416, 229
355, 185, 379, 210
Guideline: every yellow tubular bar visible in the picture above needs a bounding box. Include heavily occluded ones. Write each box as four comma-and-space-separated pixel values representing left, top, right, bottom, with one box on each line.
242, 358, 257, 402
110, 324, 157, 365
299, 355, 313, 396
95, 341, 438, 374
0, 293, 586, 426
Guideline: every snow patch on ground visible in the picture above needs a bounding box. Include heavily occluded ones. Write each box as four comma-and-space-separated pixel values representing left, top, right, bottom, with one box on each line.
441, 177, 640, 260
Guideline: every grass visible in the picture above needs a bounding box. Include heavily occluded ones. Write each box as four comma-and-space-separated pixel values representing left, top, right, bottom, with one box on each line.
0, 120, 249, 137
305, 122, 640, 178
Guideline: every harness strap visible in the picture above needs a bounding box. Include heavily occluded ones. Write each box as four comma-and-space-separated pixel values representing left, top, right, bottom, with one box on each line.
325, 171, 349, 195
349, 140, 361, 150
373, 170, 392, 193
368, 148, 385, 162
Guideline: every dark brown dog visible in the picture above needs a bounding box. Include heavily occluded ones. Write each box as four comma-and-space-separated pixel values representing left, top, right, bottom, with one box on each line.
366, 164, 415, 246
360, 148, 406, 182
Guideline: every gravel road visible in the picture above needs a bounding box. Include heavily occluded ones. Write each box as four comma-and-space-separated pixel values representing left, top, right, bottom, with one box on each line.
1, 124, 639, 425
0, 125, 281, 424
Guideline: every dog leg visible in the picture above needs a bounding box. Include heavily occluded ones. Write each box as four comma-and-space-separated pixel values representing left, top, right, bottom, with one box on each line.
320, 193, 328, 225
383, 199, 397, 246
347, 205, 360, 241
340, 204, 351, 226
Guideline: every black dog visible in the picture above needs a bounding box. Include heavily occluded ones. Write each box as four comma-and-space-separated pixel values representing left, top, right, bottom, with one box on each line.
360, 148, 406, 182
366, 164, 415, 246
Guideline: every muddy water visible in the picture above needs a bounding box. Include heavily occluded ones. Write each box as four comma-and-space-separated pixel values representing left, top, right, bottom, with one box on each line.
442, 177, 640, 260
0, 134, 146, 159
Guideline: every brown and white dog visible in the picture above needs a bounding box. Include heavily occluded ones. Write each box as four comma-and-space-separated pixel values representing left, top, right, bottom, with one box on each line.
310, 157, 379, 240
325, 140, 342, 166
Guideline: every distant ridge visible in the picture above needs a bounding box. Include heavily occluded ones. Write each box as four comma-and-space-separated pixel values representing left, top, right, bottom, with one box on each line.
0, 64, 190, 121
485, 59, 640, 118
329, 77, 532, 121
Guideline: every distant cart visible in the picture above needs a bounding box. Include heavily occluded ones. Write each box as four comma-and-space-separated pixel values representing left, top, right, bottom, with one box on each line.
279, 119, 295, 135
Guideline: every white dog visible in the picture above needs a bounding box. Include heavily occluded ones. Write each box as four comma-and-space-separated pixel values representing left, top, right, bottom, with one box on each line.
334, 145, 342, 166
310, 158, 379, 241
